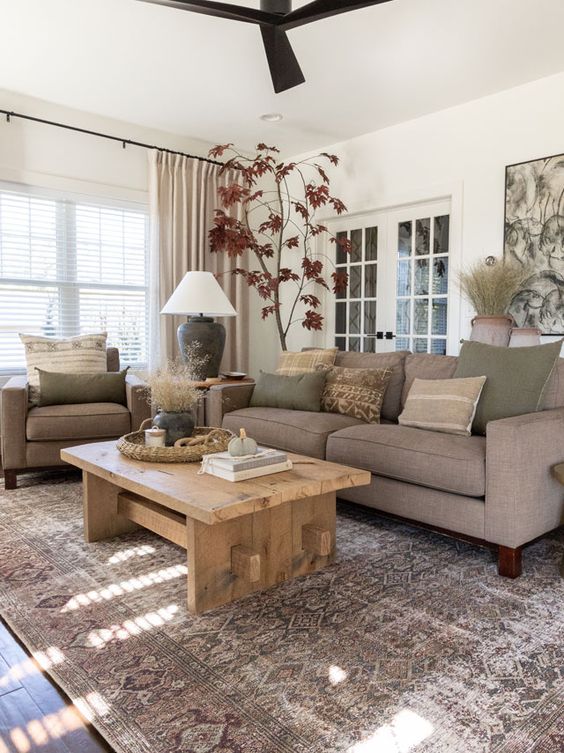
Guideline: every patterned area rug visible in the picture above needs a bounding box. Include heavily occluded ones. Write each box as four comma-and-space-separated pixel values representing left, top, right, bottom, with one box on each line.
0, 473, 563, 753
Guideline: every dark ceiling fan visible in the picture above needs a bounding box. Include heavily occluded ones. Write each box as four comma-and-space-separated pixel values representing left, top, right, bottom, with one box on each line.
137, 0, 394, 93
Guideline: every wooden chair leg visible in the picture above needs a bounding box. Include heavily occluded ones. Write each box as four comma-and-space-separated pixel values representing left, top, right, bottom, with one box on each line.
498, 545, 522, 578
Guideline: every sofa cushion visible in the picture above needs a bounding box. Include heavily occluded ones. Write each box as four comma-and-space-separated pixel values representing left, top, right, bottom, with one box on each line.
222, 407, 365, 460
454, 339, 562, 434
401, 354, 459, 407
334, 351, 409, 422
326, 423, 486, 497
27, 402, 131, 441
322, 366, 392, 423
250, 370, 326, 411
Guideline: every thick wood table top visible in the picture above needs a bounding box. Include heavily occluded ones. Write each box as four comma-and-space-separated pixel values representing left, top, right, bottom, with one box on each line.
62, 442, 370, 526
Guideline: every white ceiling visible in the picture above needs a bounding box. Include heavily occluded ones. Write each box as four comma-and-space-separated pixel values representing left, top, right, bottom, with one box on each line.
2, 0, 564, 155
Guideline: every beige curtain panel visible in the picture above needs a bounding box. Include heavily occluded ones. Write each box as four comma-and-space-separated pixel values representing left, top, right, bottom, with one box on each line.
148, 150, 249, 372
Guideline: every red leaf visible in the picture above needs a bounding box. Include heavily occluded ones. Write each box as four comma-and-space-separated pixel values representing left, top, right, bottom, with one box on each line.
315, 164, 330, 184
302, 257, 323, 280
279, 268, 300, 283
305, 183, 330, 209
300, 294, 321, 308
275, 163, 296, 183
303, 310, 324, 331
309, 224, 328, 237
256, 144, 280, 153
284, 235, 301, 249
332, 269, 349, 294
293, 202, 309, 221
209, 143, 233, 158
329, 197, 347, 215
321, 152, 339, 166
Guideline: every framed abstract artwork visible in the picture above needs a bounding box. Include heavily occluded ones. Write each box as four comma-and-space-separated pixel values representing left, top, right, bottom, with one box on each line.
504, 152, 564, 334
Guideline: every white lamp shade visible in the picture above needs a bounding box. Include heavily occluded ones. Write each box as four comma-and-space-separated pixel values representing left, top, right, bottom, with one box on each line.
161, 271, 237, 317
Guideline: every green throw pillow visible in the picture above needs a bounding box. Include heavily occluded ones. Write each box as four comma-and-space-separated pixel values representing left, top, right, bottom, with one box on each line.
37, 368, 129, 407
250, 370, 327, 412
453, 339, 562, 434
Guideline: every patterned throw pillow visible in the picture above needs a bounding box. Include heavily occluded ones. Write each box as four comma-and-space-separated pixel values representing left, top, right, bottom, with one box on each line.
321, 366, 393, 423
399, 376, 487, 437
19, 332, 108, 404
276, 348, 338, 376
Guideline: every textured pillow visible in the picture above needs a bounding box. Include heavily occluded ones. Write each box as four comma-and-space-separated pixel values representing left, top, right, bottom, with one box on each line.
399, 376, 487, 437
454, 339, 563, 435
37, 368, 128, 407
322, 366, 392, 423
20, 332, 108, 404
250, 370, 327, 412
276, 348, 337, 376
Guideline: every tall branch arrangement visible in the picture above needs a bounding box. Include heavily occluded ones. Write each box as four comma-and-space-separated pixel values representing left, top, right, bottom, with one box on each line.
208, 143, 350, 351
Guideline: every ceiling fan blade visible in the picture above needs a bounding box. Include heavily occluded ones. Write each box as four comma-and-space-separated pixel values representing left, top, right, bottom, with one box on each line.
260, 26, 306, 94
280, 0, 394, 30
137, 0, 279, 26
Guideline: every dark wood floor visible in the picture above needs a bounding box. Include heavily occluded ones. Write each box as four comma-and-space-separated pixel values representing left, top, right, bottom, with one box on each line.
0, 618, 114, 753
0, 610, 114, 752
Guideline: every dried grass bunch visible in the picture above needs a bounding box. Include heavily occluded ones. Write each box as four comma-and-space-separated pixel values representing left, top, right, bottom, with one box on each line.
458, 260, 532, 316
182, 341, 210, 382
144, 360, 201, 413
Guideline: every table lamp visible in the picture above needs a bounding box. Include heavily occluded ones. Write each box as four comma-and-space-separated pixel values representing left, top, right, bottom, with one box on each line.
161, 271, 237, 378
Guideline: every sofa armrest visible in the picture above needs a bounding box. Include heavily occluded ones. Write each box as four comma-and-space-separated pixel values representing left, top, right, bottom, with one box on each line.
1, 377, 29, 470
486, 407, 564, 548
125, 374, 151, 432
207, 383, 255, 428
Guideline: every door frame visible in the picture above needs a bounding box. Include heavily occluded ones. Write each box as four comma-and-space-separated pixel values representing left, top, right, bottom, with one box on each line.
316, 181, 463, 356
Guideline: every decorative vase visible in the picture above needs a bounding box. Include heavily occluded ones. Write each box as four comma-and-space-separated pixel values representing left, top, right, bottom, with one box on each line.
508, 327, 542, 348
469, 315, 514, 347
153, 410, 195, 447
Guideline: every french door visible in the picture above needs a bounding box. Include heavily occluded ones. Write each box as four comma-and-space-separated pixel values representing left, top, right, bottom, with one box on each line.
327, 199, 453, 355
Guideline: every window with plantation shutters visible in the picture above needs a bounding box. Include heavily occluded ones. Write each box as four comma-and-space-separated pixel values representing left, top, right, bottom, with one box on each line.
0, 183, 149, 373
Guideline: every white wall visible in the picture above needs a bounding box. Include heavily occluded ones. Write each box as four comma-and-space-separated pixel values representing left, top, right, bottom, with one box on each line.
0, 89, 214, 201
249, 70, 564, 374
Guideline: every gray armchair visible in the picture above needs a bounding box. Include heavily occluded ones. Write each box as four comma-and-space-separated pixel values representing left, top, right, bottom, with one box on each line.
1, 347, 151, 489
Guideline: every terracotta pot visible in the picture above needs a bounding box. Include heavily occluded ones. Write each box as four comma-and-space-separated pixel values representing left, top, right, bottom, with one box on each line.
470, 315, 514, 347
508, 327, 542, 348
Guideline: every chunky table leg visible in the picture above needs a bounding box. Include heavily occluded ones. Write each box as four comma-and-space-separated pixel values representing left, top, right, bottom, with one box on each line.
185, 491, 337, 614
83, 472, 139, 542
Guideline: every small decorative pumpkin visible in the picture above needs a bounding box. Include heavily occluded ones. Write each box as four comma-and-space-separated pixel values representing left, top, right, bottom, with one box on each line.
228, 428, 258, 457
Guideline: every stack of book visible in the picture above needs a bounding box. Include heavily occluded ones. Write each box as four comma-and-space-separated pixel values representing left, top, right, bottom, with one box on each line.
201, 447, 292, 482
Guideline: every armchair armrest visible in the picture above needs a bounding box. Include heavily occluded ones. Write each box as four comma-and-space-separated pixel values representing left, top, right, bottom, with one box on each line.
1, 376, 29, 470
207, 383, 255, 428
486, 407, 564, 548
125, 374, 151, 432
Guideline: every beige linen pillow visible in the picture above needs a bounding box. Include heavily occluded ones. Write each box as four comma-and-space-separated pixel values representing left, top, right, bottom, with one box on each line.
276, 348, 338, 376
399, 376, 487, 437
321, 366, 393, 423
20, 332, 108, 404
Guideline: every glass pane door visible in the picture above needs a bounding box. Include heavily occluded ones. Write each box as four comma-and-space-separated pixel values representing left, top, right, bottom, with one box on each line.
334, 224, 381, 352
394, 213, 450, 354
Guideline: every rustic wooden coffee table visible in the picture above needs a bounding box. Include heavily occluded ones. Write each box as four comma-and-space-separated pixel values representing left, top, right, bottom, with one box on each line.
61, 442, 370, 614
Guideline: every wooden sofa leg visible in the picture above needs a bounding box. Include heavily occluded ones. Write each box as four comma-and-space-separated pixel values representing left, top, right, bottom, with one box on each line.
3, 470, 17, 490
498, 545, 523, 578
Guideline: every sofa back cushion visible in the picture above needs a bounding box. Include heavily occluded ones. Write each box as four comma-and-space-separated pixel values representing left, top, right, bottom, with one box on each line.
334, 351, 409, 422
542, 358, 564, 409
401, 354, 459, 407
454, 339, 562, 434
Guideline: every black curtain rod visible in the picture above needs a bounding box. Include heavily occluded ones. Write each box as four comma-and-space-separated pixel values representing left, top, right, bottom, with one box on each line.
0, 109, 223, 167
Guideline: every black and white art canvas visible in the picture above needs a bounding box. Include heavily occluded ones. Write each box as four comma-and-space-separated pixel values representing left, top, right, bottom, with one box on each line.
504, 153, 564, 334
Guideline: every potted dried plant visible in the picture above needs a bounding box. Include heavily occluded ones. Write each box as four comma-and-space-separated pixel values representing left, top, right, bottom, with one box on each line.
144, 360, 202, 446
458, 259, 535, 346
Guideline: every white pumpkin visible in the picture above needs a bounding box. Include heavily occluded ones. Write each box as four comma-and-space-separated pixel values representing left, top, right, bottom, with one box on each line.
228, 428, 258, 457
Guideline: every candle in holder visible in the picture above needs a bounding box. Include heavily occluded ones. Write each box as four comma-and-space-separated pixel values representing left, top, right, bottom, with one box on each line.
144, 426, 166, 447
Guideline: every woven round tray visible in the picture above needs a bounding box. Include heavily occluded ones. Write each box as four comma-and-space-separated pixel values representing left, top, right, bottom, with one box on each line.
116, 424, 234, 463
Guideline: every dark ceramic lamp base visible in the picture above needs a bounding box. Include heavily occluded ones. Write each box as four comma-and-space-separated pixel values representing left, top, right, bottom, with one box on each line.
177, 316, 226, 379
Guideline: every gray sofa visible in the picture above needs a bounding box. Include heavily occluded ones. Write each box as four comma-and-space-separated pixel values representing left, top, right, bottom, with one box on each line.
208, 350, 564, 578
